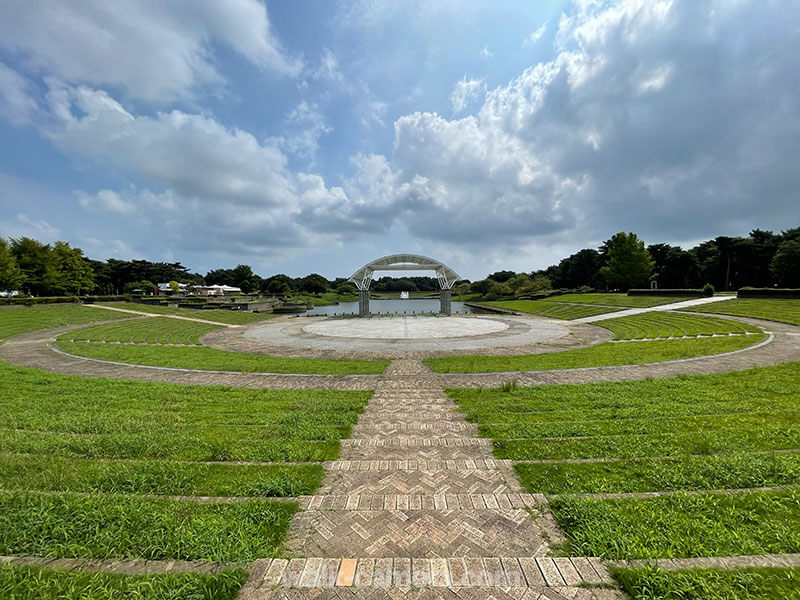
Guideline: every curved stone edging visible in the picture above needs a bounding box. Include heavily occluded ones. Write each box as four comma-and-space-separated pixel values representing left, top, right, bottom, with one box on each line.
1, 317, 798, 390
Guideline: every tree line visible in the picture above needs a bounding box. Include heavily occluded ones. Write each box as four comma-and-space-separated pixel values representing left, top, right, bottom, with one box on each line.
2, 227, 799, 298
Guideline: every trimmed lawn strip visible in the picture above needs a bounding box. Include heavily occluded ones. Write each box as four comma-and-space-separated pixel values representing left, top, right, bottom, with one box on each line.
426, 334, 763, 373
0, 453, 324, 497
99, 302, 279, 324
63, 317, 221, 345
0, 491, 296, 562
516, 453, 800, 495
477, 300, 620, 319
598, 312, 760, 340
681, 298, 800, 326
611, 566, 800, 600
550, 490, 800, 559
494, 424, 800, 460
56, 340, 389, 375
0, 564, 248, 600
542, 293, 697, 307
0, 305, 128, 341
0, 363, 369, 461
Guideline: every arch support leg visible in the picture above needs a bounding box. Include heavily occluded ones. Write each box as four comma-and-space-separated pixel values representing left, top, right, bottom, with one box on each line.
358, 290, 370, 317
439, 289, 452, 316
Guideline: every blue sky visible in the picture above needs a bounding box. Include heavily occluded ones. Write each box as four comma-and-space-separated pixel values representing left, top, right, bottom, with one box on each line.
1, 0, 798, 280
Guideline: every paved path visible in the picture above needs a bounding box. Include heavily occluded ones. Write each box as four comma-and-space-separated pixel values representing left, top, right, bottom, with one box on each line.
88, 303, 244, 327
2, 317, 799, 390
242, 358, 622, 599
573, 295, 731, 323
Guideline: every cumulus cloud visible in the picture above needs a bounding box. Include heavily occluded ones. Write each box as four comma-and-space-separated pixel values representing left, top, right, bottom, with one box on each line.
277, 101, 332, 160
450, 76, 485, 114
0, 0, 302, 103
0, 62, 37, 124
330, 0, 800, 248
76, 189, 137, 215
523, 24, 547, 47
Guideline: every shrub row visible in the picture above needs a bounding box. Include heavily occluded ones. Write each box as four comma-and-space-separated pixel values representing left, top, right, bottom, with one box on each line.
737, 287, 800, 299
627, 289, 705, 297
0, 295, 130, 306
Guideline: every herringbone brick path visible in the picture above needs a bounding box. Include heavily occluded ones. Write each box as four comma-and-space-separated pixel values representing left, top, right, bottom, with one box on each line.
244, 359, 623, 599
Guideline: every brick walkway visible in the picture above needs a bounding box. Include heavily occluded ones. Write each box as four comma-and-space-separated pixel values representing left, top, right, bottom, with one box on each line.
242, 359, 623, 599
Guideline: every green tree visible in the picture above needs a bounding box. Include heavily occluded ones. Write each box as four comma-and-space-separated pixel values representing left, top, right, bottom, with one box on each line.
10, 237, 56, 296
300, 273, 330, 294
599, 232, 655, 291
0, 237, 23, 293
231, 264, 260, 294
50, 241, 95, 295
770, 240, 800, 287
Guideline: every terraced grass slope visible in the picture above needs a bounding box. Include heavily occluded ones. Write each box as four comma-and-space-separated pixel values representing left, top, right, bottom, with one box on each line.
597, 311, 760, 340
0, 304, 128, 341
448, 362, 800, 561
61, 316, 221, 345
543, 293, 699, 308
477, 300, 621, 320
0, 305, 374, 597
425, 334, 762, 373
98, 301, 279, 324
681, 298, 800, 327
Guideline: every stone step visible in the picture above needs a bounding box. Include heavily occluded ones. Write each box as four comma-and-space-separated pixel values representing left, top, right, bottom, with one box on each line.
341, 438, 491, 447
323, 459, 513, 471
353, 422, 472, 431
317, 469, 520, 496
242, 556, 614, 589
298, 493, 546, 510
338, 446, 494, 461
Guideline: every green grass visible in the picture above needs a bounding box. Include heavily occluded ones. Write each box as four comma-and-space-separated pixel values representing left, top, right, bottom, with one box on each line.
476, 300, 621, 319
0, 564, 248, 600
611, 565, 800, 600
290, 292, 358, 306
681, 298, 800, 326
0, 491, 296, 562
61, 317, 222, 345
515, 453, 800, 494
56, 339, 389, 375
0, 362, 369, 462
99, 302, 278, 324
0, 453, 324, 497
425, 334, 763, 373
550, 489, 800, 559
543, 293, 699, 307
0, 305, 128, 341
598, 312, 760, 340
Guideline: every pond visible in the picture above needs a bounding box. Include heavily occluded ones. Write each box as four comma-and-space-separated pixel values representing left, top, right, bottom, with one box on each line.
301, 298, 484, 316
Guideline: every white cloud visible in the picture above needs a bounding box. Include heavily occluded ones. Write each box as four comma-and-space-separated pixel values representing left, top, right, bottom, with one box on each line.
450, 76, 485, 115
0, 0, 302, 104
311, 48, 344, 82
523, 24, 547, 47
277, 101, 332, 160
76, 189, 136, 215
15, 213, 60, 240
0, 62, 37, 124
479, 44, 494, 59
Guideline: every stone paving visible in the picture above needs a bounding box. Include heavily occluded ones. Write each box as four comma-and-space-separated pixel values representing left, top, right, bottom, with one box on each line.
240, 359, 622, 599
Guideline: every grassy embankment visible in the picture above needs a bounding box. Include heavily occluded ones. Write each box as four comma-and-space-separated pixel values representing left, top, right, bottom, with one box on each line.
681, 298, 800, 326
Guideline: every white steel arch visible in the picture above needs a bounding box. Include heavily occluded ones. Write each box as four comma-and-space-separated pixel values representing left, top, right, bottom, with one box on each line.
348, 253, 461, 291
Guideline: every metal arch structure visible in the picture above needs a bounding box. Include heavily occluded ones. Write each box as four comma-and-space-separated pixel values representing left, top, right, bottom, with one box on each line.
348, 254, 462, 316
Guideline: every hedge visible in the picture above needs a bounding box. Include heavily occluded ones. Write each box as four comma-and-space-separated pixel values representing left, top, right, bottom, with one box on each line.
0, 295, 129, 306
738, 288, 800, 299
627, 289, 704, 297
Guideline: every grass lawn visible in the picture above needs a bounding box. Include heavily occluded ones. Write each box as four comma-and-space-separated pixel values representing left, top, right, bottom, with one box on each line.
99, 302, 279, 324
611, 565, 800, 600
550, 490, 800, 559
449, 362, 800, 560
291, 292, 358, 306
425, 334, 763, 373
681, 298, 800, 326
62, 316, 221, 345
0, 491, 295, 562
597, 311, 760, 340
542, 293, 700, 307
0, 304, 128, 341
56, 339, 389, 374
475, 300, 621, 319
0, 564, 248, 600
